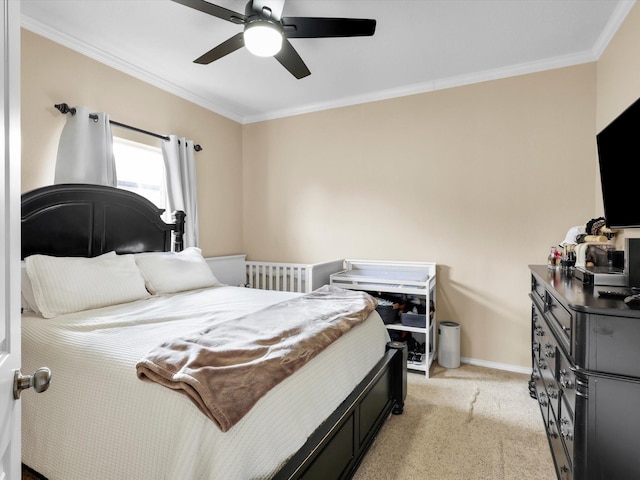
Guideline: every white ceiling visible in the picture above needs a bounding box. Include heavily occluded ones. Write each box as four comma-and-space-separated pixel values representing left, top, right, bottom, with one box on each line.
21, 0, 635, 124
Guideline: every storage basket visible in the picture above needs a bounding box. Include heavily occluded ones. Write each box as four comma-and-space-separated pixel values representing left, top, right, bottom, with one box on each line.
376, 304, 398, 324
401, 312, 426, 328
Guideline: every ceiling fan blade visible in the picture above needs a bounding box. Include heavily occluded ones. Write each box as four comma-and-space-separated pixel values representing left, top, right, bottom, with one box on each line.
249, 0, 285, 21
274, 38, 310, 79
171, 0, 246, 24
282, 17, 376, 38
194, 32, 245, 64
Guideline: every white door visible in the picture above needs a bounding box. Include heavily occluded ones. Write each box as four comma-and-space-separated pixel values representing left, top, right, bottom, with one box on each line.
0, 1, 22, 479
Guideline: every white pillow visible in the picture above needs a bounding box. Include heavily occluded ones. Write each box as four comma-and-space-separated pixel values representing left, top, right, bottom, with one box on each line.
25, 251, 150, 318
21, 261, 40, 314
134, 247, 222, 295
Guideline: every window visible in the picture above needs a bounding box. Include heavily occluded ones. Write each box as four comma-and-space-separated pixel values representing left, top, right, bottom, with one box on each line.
113, 137, 166, 211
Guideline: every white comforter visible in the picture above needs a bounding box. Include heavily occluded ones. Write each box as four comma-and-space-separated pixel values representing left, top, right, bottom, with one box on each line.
21, 285, 389, 480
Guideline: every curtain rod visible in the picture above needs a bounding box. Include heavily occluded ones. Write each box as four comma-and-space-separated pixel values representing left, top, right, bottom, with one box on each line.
54, 103, 202, 152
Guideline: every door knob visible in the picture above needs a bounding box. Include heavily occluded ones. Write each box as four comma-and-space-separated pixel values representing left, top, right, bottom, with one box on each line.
13, 367, 52, 399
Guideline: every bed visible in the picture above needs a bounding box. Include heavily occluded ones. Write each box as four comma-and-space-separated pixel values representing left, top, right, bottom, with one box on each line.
20, 183, 407, 480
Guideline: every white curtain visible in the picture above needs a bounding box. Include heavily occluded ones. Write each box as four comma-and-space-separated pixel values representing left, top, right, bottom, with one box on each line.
161, 135, 199, 248
54, 106, 116, 186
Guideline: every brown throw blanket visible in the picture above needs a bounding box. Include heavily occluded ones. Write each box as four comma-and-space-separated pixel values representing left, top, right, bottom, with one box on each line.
135, 285, 377, 432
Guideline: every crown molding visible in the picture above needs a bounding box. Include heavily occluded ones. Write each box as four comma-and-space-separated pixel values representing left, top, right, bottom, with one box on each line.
243, 50, 598, 124
21, 14, 244, 124
592, 0, 636, 58
23, 2, 633, 126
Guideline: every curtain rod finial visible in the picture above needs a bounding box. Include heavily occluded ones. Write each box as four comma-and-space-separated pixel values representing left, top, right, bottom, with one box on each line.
54, 103, 77, 115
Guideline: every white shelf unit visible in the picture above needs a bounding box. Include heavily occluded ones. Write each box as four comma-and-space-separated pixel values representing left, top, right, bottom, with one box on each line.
330, 259, 437, 378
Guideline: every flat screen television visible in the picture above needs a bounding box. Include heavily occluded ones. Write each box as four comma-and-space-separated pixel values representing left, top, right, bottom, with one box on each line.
596, 96, 640, 228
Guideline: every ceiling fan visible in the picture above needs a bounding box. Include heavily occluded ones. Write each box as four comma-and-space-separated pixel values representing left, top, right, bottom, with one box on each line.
172, 0, 376, 79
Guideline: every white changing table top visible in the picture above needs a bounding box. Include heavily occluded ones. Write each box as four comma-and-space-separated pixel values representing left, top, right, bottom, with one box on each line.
330, 259, 436, 295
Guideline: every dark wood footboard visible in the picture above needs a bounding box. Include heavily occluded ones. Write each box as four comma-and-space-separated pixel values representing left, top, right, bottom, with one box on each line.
274, 341, 408, 480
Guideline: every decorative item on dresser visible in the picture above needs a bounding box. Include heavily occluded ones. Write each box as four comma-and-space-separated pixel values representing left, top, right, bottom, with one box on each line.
20, 183, 407, 480
529, 265, 640, 480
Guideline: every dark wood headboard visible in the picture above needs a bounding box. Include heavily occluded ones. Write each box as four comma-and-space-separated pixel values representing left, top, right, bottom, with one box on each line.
21, 184, 185, 259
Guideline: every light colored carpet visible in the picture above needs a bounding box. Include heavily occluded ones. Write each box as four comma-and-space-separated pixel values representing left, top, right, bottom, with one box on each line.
353, 362, 557, 480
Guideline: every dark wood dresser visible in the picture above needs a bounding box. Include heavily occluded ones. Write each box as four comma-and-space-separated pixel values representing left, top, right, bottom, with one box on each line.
529, 265, 640, 480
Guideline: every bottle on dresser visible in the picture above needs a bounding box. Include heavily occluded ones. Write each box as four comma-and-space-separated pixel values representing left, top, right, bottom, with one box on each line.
547, 246, 561, 270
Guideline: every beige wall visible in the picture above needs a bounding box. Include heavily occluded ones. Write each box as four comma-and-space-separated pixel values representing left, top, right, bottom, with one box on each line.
243, 64, 598, 368
596, 3, 640, 246
596, 4, 640, 130
21, 29, 244, 257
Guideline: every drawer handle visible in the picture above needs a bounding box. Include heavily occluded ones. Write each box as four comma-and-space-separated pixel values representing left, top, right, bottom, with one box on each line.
561, 428, 573, 441
538, 392, 548, 407
544, 344, 555, 358
560, 369, 575, 389
560, 379, 575, 389
545, 295, 554, 309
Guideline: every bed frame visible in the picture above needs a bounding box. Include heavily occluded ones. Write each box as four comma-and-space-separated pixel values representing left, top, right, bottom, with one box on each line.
21, 183, 407, 480
21, 183, 184, 259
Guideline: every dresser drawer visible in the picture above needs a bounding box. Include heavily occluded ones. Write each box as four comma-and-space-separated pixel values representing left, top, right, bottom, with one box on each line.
531, 304, 543, 362
531, 274, 546, 305
533, 364, 549, 425
534, 303, 559, 377
559, 396, 574, 465
557, 351, 576, 413
548, 409, 573, 480
545, 291, 572, 347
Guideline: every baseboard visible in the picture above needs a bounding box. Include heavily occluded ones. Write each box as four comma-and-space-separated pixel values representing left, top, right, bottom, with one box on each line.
459, 357, 531, 375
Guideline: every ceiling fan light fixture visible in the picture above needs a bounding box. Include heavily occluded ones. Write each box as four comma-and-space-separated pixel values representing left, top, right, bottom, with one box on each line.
244, 20, 283, 57
244, 20, 282, 57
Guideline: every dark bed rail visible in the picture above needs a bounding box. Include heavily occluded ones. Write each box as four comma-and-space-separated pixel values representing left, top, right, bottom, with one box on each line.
274, 341, 407, 480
